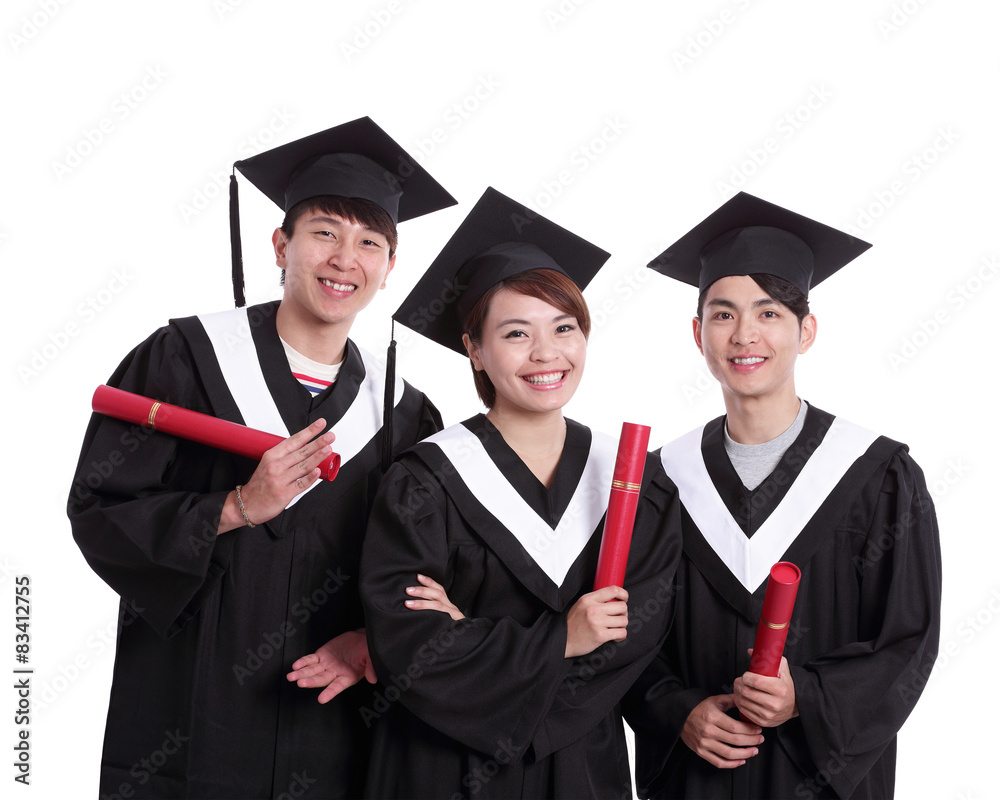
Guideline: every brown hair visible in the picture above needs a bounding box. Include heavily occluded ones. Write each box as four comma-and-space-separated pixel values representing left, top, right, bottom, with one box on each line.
463, 269, 591, 408
697, 273, 811, 324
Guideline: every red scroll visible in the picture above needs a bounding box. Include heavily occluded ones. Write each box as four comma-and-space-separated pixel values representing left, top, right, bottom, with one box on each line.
593, 422, 652, 590
92, 385, 340, 481
748, 561, 801, 676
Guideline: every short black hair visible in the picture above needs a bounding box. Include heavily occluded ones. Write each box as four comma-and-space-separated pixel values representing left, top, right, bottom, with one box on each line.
278, 195, 398, 286
697, 273, 810, 324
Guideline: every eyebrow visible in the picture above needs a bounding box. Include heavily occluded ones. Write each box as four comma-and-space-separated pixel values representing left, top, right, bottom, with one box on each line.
706, 297, 780, 310
307, 216, 382, 236
306, 216, 346, 227
495, 313, 575, 328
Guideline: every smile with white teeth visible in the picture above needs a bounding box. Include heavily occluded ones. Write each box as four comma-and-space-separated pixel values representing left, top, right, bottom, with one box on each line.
320, 278, 356, 292
731, 357, 765, 365
523, 372, 565, 385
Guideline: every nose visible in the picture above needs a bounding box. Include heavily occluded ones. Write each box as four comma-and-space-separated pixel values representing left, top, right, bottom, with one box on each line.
732, 315, 759, 346
328, 240, 360, 271
530, 332, 559, 362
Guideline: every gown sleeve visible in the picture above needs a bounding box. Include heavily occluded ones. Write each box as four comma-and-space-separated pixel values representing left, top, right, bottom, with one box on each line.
782, 450, 942, 799
361, 454, 681, 761
67, 325, 237, 639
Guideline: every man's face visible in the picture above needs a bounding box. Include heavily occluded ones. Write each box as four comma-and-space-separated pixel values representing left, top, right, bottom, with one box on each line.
273, 208, 395, 332
693, 274, 816, 404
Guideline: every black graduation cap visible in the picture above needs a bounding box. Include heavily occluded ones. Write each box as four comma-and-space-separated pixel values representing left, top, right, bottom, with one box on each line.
648, 192, 871, 296
393, 186, 611, 356
228, 116, 457, 307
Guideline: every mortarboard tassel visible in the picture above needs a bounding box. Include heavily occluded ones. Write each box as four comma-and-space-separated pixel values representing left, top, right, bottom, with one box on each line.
380, 321, 397, 474
229, 169, 246, 308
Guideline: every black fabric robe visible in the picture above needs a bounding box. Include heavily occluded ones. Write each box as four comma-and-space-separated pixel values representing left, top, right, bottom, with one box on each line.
360, 415, 682, 800
67, 300, 441, 799
623, 404, 942, 800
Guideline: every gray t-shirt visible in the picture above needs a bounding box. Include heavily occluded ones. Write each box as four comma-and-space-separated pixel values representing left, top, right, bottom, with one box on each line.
724, 400, 808, 490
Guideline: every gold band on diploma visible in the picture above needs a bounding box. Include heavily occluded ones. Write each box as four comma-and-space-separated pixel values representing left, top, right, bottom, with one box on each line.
762, 619, 789, 630
147, 402, 162, 429
611, 480, 641, 492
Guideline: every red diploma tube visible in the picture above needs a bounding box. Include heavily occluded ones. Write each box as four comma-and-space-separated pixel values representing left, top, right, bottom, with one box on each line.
92, 385, 340, 481
593, 422, 652, 590
748, 561, 801, 676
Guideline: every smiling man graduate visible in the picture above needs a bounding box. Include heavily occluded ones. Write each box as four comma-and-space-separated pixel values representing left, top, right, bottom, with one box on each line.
624, 192, 942, 800
67, 117, 455, 799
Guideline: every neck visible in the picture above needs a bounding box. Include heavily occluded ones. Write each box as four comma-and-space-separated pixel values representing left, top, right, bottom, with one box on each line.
275, 304, 349, 365
486, 406, 567, 487
723, 389, 801, 445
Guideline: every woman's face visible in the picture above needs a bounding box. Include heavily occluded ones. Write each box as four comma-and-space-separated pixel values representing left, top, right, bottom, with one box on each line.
464, 288, 587, 417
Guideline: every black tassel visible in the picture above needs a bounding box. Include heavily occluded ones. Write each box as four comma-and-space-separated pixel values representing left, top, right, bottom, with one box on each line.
229, 170, 246, 308
381, 322, 397, 474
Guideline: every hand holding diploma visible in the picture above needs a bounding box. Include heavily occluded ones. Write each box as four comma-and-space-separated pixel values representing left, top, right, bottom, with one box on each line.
216, 419, 337, 534
91, 385, 340, 534
735, 562, 801, 726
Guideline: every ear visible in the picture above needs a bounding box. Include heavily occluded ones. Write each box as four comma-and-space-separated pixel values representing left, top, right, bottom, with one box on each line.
272, 227, 288, 268
462, 333, 484, 371
692, 316, 705, 356
798, 313, 817, 354
379, 253, 396, 290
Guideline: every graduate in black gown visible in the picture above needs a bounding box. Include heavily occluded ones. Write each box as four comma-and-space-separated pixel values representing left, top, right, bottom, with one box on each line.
67, 118, 455, 799
623, 192, 942, 799
360, 188, 682, 799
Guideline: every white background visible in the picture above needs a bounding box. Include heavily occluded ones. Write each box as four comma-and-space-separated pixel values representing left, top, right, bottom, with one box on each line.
2, 1, 995, 798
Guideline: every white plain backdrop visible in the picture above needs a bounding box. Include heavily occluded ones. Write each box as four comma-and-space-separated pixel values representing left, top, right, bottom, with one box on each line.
3, 2, 995, 798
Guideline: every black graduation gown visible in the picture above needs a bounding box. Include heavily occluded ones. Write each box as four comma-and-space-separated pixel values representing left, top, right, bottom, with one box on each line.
360, 415, 682, 800
67, 300, 442, 799
623, 404, 942, 800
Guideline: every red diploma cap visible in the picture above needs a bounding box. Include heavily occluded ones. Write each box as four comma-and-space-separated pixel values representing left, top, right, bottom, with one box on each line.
761, 561, 801, 626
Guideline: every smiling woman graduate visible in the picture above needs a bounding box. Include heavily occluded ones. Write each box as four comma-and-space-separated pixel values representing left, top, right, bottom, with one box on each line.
359, 188, 682, 800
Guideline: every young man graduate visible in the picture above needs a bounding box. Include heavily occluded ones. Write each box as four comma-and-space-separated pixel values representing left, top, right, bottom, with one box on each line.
67, 117, 455, 799
624, 192, 942, 799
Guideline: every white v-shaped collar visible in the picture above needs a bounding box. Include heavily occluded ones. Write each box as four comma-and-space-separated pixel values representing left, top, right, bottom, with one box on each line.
661, 416, 879, 592
425, 424, 618, 586
197, 307, 403, 507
